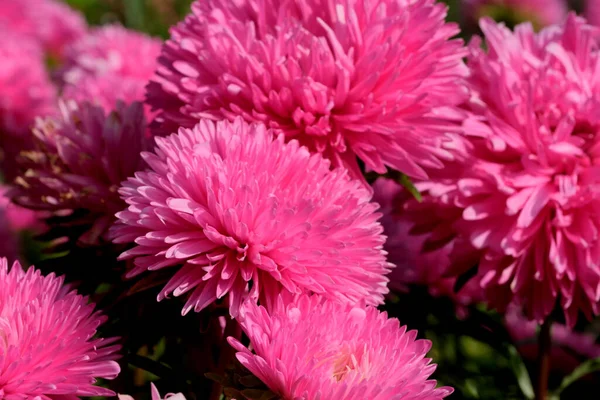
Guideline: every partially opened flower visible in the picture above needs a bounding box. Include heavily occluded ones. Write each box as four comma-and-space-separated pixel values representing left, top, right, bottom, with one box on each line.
111, 118, 390, 316
148, 0, 468, 180
462, 0, 567, 29
228, 295, 452, 400
0, 257, 120, 398
12, 100, 148, 244
62, 25, 161, 114
0, 0, 86, 57
427, 15, 600, 325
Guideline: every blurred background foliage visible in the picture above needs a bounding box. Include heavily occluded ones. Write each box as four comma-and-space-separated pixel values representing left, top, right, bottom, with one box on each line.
48, 1, 600, 399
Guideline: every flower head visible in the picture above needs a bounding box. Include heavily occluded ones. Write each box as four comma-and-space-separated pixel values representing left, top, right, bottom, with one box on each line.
62, 25, 161, 114
426, 15, 600, 325
147, 0, 468, 180
111, 118, 390, 316
463, 0, 567, 29
0, 0, 86, 57
228, 294, 452, 400
12, 100, 149, 244
0, 257, 120, 399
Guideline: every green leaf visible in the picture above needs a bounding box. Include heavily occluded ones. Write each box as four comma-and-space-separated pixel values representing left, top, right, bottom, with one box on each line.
398, 173, 422, 202
554, 356, 600, 395
507, 345, 534, 399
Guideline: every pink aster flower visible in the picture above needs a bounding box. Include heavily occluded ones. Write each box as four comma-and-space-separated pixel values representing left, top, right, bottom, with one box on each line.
111, 118, 390, 316
228, 295, 452, 400
62, 25, 161, 115
462, 0, 567, 29
0, 257, 120, 398
147, 0, 468, 180
12, 100, 149, 244
0, 0, 86, 57
118, 383, 186, 400
428, 15, 600, 326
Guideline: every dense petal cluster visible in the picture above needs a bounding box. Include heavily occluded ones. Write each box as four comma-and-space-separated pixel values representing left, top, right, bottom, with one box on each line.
62, 25, 161, 113
0, 258, 120, 399
228, 295, 452, 400
0, 0, 86, 57
420, 15, 600, 325
111, 118, 390, 316
12, 101, 148, 244
148, 0, 468, 180
463, 0, 567, 28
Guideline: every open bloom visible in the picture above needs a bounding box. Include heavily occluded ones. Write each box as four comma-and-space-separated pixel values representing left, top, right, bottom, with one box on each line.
0, 0, 85, 57
12, 101, 148, 244
111, 118, 390, 316
462, 0, 567, 29
0, 258, 120, 399
228, 295, 452, 400
62, 25, 161, 114
147, 0, 468, 180
423, 15, 600, 325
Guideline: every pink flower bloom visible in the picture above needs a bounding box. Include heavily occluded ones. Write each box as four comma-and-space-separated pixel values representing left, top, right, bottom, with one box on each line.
111, 118, 390, 317
505, 305, 600, 373
62, 25, 161, 114
372, 178, 482, 309
0, 257, 120, 399
428, 15, 600, 326
0, 0, 86, 57
463, 0, 567, 28
147, 0, 468, 180
12, 101, 149, 244
228, 295, 452, 400
118, 384, 186, 400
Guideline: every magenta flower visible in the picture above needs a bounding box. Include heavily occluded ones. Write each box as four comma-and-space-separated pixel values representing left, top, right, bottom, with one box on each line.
12, 101, 149, 244
62, 25, 161, 114
111, 118, 390, 316
0, 257, 120, 399
425, 15, 600, 325
0, 0, 86, 57
228, 294, 452, 400
147, 0, 468, 180
463, 0, 567, 28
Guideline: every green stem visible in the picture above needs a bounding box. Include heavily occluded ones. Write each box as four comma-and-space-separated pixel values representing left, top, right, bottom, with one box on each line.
535, 318, 552, 400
